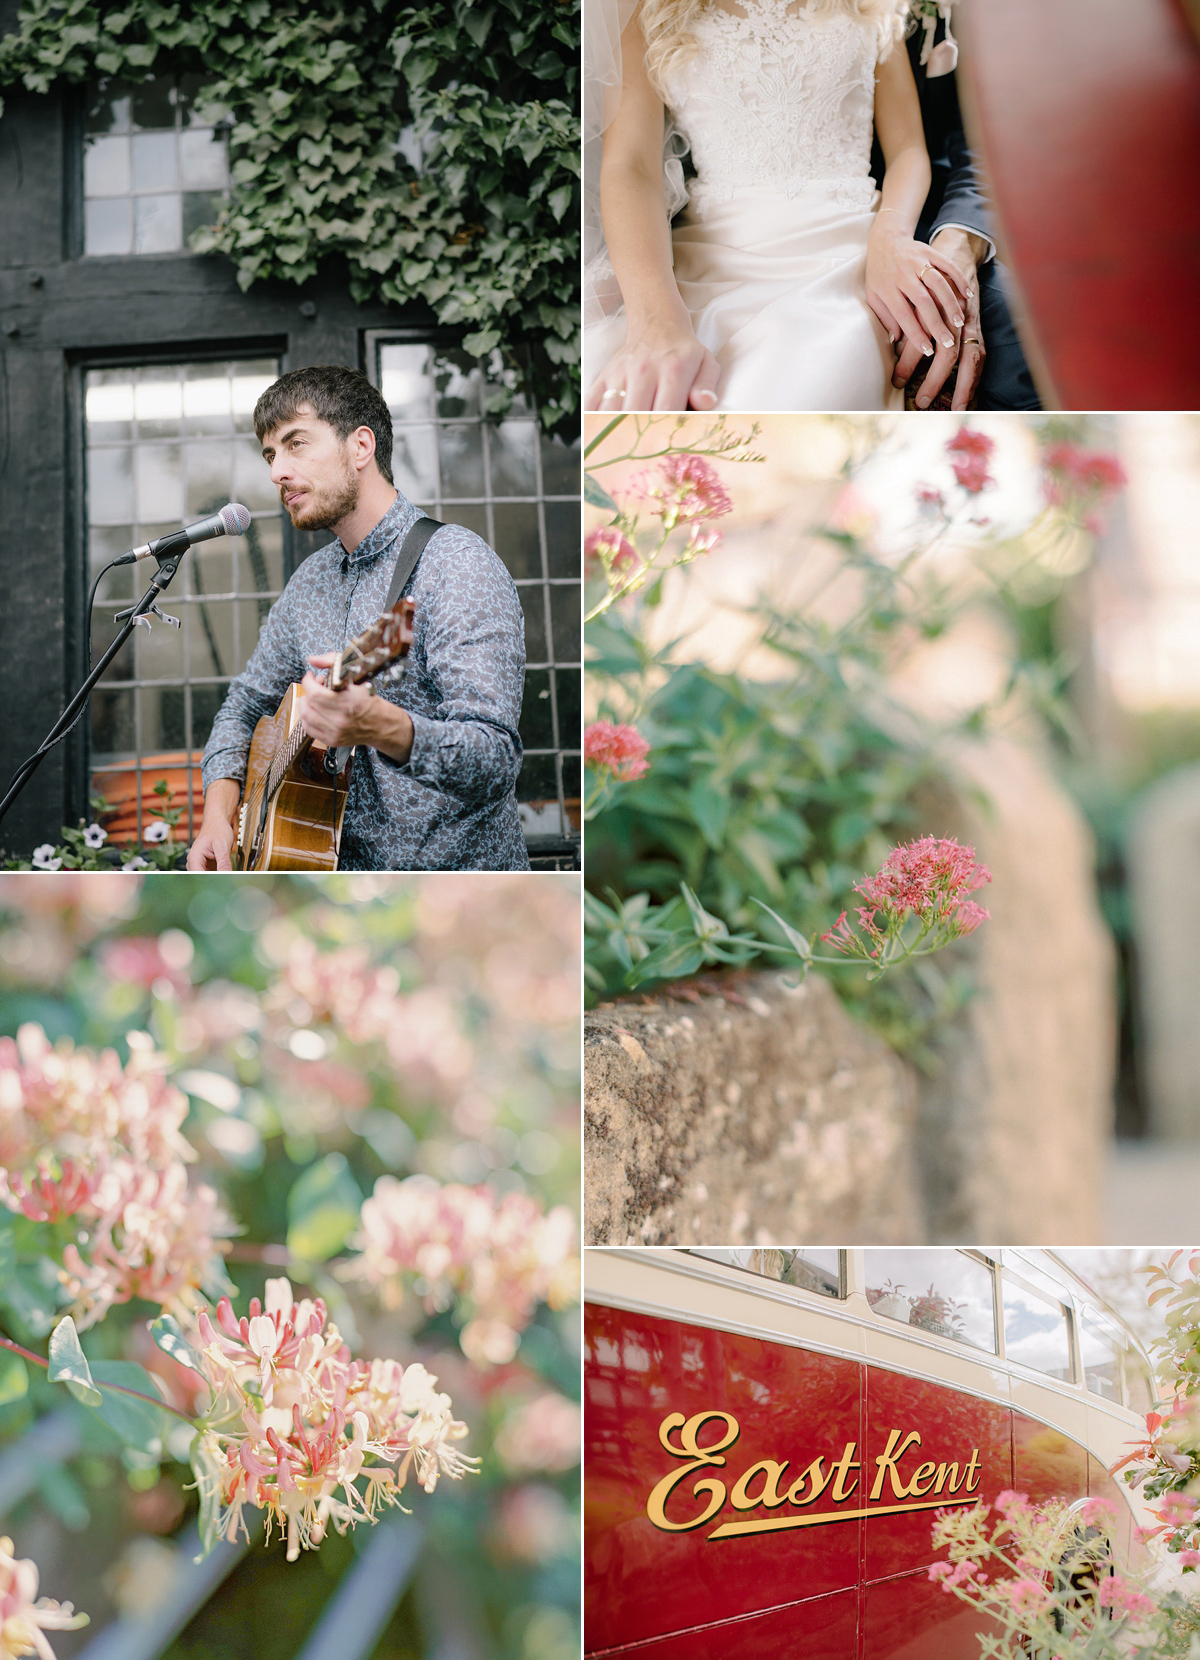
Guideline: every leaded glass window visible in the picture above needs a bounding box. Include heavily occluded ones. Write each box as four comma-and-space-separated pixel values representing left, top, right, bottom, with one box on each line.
84, 76, 229, 257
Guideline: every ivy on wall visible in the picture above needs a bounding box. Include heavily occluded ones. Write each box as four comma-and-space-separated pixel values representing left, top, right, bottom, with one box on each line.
0, 0, 580, 429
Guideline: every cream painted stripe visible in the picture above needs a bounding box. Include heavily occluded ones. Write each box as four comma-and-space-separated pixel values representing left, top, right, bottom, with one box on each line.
708, 1494, 977, 1540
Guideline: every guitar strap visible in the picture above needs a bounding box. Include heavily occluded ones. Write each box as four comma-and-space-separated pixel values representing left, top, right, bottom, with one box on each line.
385, 513, 446, 609
324, 514, 446, 783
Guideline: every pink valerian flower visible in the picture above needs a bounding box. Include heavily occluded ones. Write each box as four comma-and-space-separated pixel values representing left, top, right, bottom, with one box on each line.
494, 1391, 582, 1474
345, 1175, 579, 1367
1096, 1574, 1157, 1622
584, 722, 651, 784
680, 524, 722, 559
627, 454, 733, 530
1178, 1549, 1200, 1568
1041, 441, 1127, 532
194, 1278, 475, 1562
0, 1535, 88, 1660
927, 1558, 984, 1589
992, 1490, 1032, 1518
946, 428, 995, 494
998, 1576, 1052, 1615
0, 1024, 233, 1329
584, 526, 639, 572
1077, 1496, 1118, 1529
821, 838, 992, 962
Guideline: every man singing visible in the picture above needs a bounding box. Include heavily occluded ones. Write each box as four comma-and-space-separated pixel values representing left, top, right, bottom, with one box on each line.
187, 365, 529, 871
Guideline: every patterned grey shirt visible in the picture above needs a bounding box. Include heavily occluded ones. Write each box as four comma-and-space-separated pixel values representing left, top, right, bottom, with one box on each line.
201, 493, 530, 871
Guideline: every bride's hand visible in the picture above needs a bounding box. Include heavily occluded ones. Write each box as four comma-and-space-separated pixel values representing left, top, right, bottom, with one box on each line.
865, 220, 971, 362
585, 320, 721, 413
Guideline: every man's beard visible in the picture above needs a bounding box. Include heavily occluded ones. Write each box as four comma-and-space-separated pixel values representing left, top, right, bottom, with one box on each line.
282, 457, 360, 530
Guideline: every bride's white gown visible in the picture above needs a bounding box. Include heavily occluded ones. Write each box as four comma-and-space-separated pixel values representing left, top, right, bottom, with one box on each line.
585, 3, 903, 411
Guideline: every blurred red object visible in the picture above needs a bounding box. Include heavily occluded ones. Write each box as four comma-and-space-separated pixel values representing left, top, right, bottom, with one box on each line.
958, 0, 1200, 408
91, 752, 203, 845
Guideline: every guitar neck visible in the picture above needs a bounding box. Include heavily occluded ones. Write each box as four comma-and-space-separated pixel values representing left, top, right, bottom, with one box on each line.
264, 706, 315, 805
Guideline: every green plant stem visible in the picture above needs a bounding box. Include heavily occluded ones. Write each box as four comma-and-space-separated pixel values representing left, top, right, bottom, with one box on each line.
584, 416, 628, 457
584, 525, 678, 622
0, 1334, 199, 1427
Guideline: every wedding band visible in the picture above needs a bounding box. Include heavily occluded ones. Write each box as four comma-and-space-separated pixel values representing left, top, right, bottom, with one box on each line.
965, 336, 980, 344
600, 388, 626, 406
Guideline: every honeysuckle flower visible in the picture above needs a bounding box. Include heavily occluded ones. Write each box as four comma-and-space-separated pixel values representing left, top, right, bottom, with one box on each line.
0, 1024, 233, 1327
583, 722, 650, 784
0, 1536, 88, 1660
142, 821, 171, 844
30, 847, 61, 872
194, 1278, 475, 1560
346, 1175, 578, 1366
946, 428, 995, 494
81, 824, 107, 849
628, 453, 733, 530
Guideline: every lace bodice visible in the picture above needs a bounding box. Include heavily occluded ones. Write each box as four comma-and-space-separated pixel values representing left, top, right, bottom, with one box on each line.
663, 2, 880, 206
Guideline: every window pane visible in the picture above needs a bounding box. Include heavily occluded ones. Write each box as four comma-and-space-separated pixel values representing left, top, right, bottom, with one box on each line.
84, 134, 130, 198
1123, 1346, 1156, 1415
687, 1247, 843, 1299
1002, 1272, 1073, 1381
864, 1250, 997, 1353
134, 193, 182, 254
131, 130, 177, 193
521, 670, 556, 750
179, 128, 227, 190
489, 420, 538, 496
493, 501, 541, 580
86, 360, 284, 843
1079, 1314, 1122, 1404
85, 196, 132, 257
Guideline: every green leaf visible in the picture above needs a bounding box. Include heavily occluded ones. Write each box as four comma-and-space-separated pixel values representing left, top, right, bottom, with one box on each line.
149, 1315, 205, 1376
0, 1214, 15, 1283
39, 1464, 89, 1532
0, 1351, 27, 1407
87, 1362, 174, 1457
583, 473, 618, 512
47, 1316, 101, 1407
625, 936, 706, 987
286, 1153, 363, 1262
751, 899, 813, 962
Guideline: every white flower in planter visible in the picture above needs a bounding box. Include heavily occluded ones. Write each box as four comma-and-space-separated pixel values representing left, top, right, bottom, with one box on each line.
83, 823, 108, 849
143, 821, 171, 844
121, 856, 149, 872
31, 845, 62, 871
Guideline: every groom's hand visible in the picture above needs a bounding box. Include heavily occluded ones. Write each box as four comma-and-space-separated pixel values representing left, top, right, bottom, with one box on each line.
895, 230, 988, 409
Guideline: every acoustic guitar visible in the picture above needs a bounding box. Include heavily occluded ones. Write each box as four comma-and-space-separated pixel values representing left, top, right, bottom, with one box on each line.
234, 597, 415, 872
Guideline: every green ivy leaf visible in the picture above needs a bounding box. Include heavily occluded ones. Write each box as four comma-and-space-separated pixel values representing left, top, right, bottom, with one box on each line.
286, 1153, 363, 1263
47, 1316, 102, 1407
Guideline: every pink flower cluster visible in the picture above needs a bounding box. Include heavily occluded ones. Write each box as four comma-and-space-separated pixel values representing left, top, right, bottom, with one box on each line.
822, 837, 992, 961
0, 1535, 87, 1660
1042, 440, 1127, 532
584, 722, 651, 783
946, 428, 995, 495
1096, 1574, 1156, 1622
346, 1175, 579, 1366
628, 454, 733, 529
928, 1558, 986, 1589
194, 1277, 474, 1562
0, 1023, 233, 1329
584, 526, 639, 572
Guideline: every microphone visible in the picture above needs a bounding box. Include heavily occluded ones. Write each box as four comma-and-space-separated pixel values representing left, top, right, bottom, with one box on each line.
116, 503, 252, 565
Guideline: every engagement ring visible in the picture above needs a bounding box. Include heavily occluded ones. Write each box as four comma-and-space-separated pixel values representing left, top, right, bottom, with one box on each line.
600, 388, 626, 406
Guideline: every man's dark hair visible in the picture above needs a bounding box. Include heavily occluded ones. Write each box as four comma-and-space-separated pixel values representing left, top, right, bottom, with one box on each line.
253, 365, 394, 484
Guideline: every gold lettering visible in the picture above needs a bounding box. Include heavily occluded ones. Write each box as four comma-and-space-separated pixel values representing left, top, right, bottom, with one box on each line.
908, 1461, 939, 1498
934, 1463, 959, 1494
963, 1449, 982, 1492
731, 1460, 790, 1511
645, 1411, 740, 1533
870, 1429, 922, 1501
830, 1442, 861, 1501
785, 1456, 833, 1507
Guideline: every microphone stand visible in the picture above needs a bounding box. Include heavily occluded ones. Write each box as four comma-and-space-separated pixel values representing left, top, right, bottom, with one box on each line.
0, 535, 191, 829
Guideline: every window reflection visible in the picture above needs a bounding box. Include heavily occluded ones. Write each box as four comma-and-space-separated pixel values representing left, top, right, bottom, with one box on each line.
686, 1247, 842, 1298
374, 340, 580, 851
863, 1250, 998, 1353
1002, 1271, 1073, 1382
1079, 1314, 1122, 1404
84, 76, 228, 257
86, 358, 281, 846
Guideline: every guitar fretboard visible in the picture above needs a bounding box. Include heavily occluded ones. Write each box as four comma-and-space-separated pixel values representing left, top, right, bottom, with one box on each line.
265, 715, 313, 803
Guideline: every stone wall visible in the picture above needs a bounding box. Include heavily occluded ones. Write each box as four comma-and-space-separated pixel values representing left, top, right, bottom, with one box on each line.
585, 736, 1116, 1246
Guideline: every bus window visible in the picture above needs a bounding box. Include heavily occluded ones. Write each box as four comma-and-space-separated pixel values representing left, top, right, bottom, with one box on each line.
862, 1249, 997, 1352
1002, 1270, 1074, 1382
1122, 1344, 1156, 1415
685, 1247, 843, 1297
1078, 1312, 1122, 1404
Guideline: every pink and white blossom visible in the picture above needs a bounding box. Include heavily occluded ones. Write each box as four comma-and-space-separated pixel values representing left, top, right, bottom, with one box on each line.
0, 1536, 87, 1660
